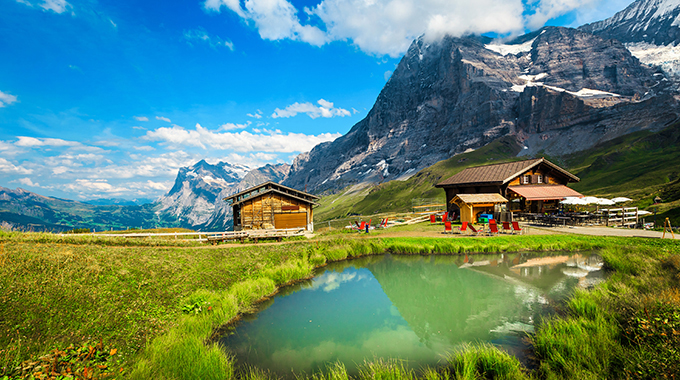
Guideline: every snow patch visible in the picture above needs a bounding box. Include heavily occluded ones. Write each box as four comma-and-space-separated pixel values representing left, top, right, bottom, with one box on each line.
485, 38, 536, 56
626, 42, 680, 78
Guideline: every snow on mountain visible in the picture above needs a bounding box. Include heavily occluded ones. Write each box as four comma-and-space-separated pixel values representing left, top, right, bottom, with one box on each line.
580, 0, 680, 79
155, 160, 290, 231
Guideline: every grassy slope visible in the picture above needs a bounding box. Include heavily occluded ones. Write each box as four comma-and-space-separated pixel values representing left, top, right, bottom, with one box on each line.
2, 232, 680, 379
316, 123, 680, 226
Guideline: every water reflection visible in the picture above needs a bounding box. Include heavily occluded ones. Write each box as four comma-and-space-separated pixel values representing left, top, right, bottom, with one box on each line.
220, 253, 603, 377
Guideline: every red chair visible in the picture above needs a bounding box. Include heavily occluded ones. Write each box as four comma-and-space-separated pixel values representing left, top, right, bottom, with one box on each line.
488, 220, 500, 236
444, 221, 452, 233
511, 221, 524, 234
458, 221, 469, 234
430, 214, 437, 224
502, 221, 512, 234
443, 212, 449, 222
468, 224, 482, 236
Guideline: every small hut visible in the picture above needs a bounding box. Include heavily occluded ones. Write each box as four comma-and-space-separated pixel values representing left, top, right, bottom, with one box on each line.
224, 181, 319, 231
451, 193, 509, 224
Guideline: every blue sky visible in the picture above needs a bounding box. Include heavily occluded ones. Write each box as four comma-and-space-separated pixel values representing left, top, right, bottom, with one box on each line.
0, 0, 633, 201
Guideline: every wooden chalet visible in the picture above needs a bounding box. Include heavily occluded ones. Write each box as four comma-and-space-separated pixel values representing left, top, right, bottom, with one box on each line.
435, 158, 582, 218
224, 181, 319, 232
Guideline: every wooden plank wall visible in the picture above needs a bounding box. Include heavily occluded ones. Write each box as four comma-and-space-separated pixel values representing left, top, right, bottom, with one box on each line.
239, 193, 311, 230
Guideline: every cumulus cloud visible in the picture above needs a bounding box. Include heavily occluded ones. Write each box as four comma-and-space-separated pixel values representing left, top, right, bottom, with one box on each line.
15, 0, 71, 13
143, 123, 341, 153
272, 99, 351, 119
184, 27, 235, 50
40, 0, 70, 13
134, 116, 149, 122
12, 178, 40, 187
524, 0, 599, 30
156, 116, 172, 123
15, 136, 82, 148
0, 158, 33, 175
204, 0, 614, 56
247, 110, 263, 119
204, 0, 328, 46
0, 91, 18, 107
218, 121, 250, 131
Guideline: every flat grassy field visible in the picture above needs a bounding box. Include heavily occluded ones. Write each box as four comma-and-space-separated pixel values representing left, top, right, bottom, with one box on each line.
1, 230, 679, 379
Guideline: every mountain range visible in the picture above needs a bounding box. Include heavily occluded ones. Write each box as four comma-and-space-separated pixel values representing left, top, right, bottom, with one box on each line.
2, 0, 680, 231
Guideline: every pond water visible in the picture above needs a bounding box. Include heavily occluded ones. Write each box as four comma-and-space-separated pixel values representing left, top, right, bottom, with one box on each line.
220, 252, 604, 377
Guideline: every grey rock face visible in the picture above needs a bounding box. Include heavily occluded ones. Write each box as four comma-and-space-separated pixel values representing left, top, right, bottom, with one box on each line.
284, 26, 679, 193
155, 160, 290, 231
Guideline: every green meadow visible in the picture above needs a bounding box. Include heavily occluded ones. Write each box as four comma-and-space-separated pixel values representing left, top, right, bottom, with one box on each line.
2, 230, 680, 379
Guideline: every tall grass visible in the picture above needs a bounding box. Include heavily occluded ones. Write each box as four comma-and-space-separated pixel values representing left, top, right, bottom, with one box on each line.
446, 344, 529, 380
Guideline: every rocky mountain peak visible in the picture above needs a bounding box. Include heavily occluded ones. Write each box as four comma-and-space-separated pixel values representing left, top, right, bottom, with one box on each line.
283, 25, 678, 194
156, 161, 290, 231
579, 0, 680, 46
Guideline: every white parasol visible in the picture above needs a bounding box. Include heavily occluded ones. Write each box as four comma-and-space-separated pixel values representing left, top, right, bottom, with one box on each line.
595, 198, 616, 206
611, 197, 632, 203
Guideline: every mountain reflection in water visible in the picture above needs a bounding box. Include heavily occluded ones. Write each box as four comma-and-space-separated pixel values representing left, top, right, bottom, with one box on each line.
220, 253, 603, 377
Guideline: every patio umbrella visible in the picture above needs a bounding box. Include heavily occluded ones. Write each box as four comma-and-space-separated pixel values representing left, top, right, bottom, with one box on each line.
561, 197, 588, 205
637, 210, 652, 216
611, 197, 632, 203
582, 196, 600, 204
595, 198, 616, 206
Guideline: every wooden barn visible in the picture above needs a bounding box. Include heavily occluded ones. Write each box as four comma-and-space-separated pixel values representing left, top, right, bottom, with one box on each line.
224, 181, 319, 232
435, 158, 582, 218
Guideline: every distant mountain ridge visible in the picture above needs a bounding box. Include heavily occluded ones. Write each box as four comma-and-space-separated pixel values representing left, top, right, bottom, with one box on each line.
0, 161, 291, 232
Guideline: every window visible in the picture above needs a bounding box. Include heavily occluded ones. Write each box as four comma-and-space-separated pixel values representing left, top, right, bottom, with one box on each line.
523, 175, 530, 184
537, 174, 543, 184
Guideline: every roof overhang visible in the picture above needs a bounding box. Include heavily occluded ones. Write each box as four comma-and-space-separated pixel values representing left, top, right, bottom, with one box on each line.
230, 187, 320, 207
451, 193, 509, 205
507, 185, 583, 201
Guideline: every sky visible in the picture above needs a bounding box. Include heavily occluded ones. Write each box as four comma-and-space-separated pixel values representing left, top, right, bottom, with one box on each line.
0, 0, 634, 201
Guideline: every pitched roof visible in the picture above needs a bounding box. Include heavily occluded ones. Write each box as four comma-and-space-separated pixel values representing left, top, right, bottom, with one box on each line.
436, 158, 579, 187
224, 181, 319, 206
452, 193, 508, 204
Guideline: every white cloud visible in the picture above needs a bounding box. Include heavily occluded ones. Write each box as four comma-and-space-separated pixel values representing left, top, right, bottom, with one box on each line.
205, 0, 616, 57
40, 0, 70, 13
143, 123, 341, 153
12, 178, 40, 187
0, 91, 18, 107
272, 99, 351, 119
133, 145, 155, 151
156, 116, 172, 123
15, 0, 71, 13
184, 27, 235, 50
0, 158, 33, 175
247, 110, 263, 119
134, 116, 149, 122
218, 121, 250, 131
384, 70, 393, 81
204, 0, 328, 46
15, 136, 82, 148
524, 0, 599, 30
